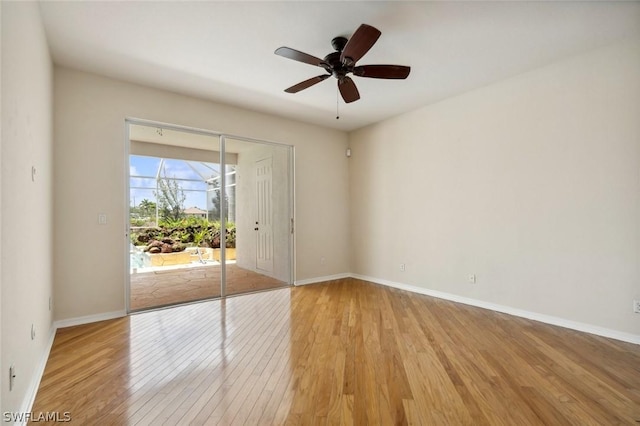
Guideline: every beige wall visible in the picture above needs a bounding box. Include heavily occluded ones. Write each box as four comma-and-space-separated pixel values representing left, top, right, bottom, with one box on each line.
54, 68, 350, 321
1, 1, 54, 414
349, 38, 640, 336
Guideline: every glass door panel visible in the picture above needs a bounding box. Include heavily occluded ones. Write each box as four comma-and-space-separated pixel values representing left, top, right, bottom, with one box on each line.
221, 137, 293, 296
128, 123, 223, 311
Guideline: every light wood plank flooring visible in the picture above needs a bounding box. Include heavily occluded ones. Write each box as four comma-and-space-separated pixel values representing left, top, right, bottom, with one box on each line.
130, 263, 288, 311
32, 278, 640, 425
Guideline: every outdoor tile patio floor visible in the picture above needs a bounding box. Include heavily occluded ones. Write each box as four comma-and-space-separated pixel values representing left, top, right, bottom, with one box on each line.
130, 263, 288, 310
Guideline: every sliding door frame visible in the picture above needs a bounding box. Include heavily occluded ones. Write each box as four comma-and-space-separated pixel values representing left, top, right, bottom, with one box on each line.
124, 118, 295, 313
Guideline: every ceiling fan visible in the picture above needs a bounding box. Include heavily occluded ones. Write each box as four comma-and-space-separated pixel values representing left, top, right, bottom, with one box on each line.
275, 24, 411, 104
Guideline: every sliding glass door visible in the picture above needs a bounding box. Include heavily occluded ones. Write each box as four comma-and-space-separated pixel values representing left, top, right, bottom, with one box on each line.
126, 121, 293, 311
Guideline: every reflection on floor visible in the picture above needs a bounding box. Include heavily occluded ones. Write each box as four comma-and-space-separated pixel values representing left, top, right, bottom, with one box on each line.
130, 263, 288, 310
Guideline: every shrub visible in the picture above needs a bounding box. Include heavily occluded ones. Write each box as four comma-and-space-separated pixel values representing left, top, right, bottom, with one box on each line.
130, 220, 236, 249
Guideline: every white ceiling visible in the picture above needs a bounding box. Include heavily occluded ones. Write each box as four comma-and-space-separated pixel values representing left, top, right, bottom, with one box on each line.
39, 1, 640, 132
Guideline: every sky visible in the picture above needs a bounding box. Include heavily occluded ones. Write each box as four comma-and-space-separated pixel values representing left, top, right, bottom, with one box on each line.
129, 155, 221, 211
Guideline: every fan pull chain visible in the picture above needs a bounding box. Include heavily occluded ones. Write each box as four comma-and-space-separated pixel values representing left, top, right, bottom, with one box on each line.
336, 86, 340, 120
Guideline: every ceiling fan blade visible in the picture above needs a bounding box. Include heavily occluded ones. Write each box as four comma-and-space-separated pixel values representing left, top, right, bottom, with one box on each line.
353, 65, 411, 79
275, 47, 326, 67
284, 74, 330, 93
340, 24, 381, 65
338, 76, 360, 103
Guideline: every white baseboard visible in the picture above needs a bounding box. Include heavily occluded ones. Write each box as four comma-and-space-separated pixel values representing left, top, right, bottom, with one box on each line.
16, 311, 126, 425
54, 310, 126, 329
294, 273, 351, 286
19, 325, 56, 425
15, 281, 328, 423
351, 274, 640, 346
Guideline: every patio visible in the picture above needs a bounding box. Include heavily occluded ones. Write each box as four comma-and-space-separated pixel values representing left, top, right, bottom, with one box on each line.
130, 262, 288, 310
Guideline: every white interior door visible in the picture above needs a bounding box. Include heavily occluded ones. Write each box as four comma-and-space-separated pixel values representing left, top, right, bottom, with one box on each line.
256, 157, 273, 272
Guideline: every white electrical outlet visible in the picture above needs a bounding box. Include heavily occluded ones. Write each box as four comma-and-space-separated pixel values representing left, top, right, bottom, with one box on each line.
400, 263, 406, 272
98, 213, 107, 225
468, 274, 476, 284
633, 300, 640, 314
320, 257, 326, 266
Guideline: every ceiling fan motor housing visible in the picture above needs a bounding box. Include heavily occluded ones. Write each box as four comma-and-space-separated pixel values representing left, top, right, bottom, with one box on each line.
324, 52, 348, 79
324, 37, 350, 80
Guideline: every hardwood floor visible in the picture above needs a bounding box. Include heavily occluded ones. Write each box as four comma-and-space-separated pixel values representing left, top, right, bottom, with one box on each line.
130, 263, 288, 311
32, 278, 640, 425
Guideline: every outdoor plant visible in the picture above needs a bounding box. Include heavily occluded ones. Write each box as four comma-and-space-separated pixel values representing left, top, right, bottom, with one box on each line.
193, 229, 208, 247
204, 226, 221, 248
130, 220, 236, 249
130, 218, 148, 227
154, 173, 186, 222
225, 223, 236, 249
